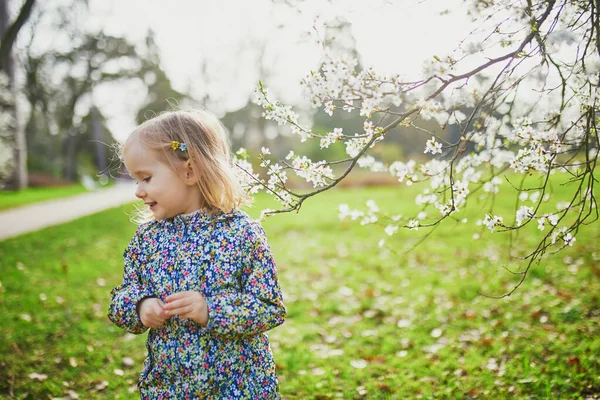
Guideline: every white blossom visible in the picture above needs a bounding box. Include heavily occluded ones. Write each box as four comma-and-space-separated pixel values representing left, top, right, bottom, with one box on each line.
389, 160, 416, 183
385, 225, 398, 236
563, 233, 576, 247
452, 180, 470, 206
320, 128, 344, 149
483, 214, 504, 232
424, 136, 443, 155
339, 204, 363, 221
292, 156, 335, 188
324, 101, 335, 116
537, 213, 559, 231
407, 219, 419, 230
515, 206, 533, 226
519, 192, 529, 201
529, 191, 540, 203
366, 199, 379, 213
483, 176, 503, 193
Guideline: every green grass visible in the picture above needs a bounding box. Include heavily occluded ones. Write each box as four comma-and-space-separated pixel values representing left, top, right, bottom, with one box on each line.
0, 176, 599, 399
0, 185, 91, 211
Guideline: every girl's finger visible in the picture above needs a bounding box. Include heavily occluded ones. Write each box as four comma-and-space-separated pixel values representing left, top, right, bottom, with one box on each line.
179, 309, 198, 320
164, 298, 191, 311
157, 308, 169, 319
166, 304, 194, 316
165, 291, 192, 302
151, 306, 167, 320
146, 321, 159, 328
149, 317, 165, 327
153, 311, 167, 322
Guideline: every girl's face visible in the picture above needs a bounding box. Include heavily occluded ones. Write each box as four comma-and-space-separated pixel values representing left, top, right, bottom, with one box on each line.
123, 139, 202, 220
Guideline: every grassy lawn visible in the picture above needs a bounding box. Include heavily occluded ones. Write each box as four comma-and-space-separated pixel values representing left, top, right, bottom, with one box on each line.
0, 186, 91, 211
0, 177, 598, 399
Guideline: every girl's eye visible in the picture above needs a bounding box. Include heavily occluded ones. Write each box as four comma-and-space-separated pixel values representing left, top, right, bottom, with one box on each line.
134, 177, 151, 185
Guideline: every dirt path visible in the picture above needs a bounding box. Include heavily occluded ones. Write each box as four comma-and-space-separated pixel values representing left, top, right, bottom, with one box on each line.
0, 181, 137, 241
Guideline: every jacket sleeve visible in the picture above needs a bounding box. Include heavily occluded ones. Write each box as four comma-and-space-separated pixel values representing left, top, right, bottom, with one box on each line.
108, 227, 155, 334
204, 222, 286, 338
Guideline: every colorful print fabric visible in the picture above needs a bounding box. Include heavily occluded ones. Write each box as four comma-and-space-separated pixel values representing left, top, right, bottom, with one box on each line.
108, 210, 286, 399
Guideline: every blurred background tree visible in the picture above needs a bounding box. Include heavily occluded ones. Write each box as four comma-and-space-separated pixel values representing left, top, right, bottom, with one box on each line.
21, 0, 183, 186
0, 0, 480, 191
0, 0, 35, 190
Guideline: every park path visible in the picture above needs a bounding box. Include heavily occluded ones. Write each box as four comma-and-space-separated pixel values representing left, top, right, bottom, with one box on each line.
0, 181, 137, 241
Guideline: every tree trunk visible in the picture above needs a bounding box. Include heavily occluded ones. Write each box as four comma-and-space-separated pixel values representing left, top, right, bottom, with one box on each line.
91, 106, 107, 177
62, 128, 77, 182
0, 0, 32, 190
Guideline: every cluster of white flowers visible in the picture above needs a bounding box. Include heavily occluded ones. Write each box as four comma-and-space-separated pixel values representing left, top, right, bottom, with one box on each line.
452, 180, 470, 206
357, 155, 386, 172
233, 151, 262, 195
506, 121, 564, 173
537, 213, 559, 231
423, 55, 457, 79
345, 135, 371, 158
389, 160, 417, 184
253, 85, 313, 142
415, 189, 439, 206
483, 176, 503, 193
343, 121, 384, 158
339, 200, 380, 225
424, 136, 443, 155
319, 128, 344, 149
551, 227, 576, 247
420, 159, 449, 189
290, 154, 335, 188
235, 149, 293, 208
519, 191, 540, 203
243, 1, 598, 271
483, 214, 504, 232
299, 55, 405, 118
415, 99, 444, 121
266, 163, 288, 189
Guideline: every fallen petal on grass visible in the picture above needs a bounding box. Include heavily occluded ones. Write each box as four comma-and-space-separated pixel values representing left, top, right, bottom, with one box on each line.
350, 359, 368, 369
28, 372, 48, 381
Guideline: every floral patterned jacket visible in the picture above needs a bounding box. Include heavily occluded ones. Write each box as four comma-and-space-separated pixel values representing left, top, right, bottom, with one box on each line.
108, 210, 286, 399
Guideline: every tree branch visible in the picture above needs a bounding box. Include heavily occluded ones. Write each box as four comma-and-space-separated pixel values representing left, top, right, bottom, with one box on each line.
0, 0, 36, 72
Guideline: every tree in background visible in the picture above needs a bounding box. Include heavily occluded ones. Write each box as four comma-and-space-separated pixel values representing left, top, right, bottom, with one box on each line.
22, 31, 143, 183
135, 30, 188, 126
240, 0, 599, 295
20, 2, 176, 185
0, 0, 35, 190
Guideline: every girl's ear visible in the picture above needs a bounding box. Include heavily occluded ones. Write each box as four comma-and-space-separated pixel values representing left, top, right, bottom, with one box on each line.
181, 159, 197, 185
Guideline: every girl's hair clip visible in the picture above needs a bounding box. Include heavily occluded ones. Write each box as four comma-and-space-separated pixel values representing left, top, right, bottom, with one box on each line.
171, 141, 187, 152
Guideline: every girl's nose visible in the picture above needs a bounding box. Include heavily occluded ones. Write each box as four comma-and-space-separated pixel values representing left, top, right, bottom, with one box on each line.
135, 185, 145, 199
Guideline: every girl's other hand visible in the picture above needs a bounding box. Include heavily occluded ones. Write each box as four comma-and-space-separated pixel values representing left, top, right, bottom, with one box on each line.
164, 291, 209, 327
139, 298, 168, 328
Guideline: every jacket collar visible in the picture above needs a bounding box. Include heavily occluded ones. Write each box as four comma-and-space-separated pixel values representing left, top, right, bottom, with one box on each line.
157, 208, 239, 232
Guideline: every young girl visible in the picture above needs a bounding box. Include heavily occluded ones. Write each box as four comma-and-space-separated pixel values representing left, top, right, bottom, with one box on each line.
108, 109, 286, 399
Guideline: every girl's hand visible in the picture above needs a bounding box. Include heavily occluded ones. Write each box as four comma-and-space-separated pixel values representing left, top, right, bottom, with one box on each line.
139, 297, 168, 328
164, 291, 209, 326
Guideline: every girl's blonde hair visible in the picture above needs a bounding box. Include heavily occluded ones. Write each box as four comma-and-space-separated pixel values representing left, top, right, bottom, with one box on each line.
119, 108, 250, 223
